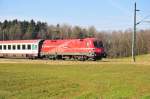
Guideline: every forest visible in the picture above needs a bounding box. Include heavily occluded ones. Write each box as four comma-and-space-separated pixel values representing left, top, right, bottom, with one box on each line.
0, 19, 150, 58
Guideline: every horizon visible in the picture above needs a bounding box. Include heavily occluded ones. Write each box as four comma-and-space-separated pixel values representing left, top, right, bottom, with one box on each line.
0, 0, 150, 31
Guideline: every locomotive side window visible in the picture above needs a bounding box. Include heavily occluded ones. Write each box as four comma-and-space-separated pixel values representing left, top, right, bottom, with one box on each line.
27, 45, 31, 50
8, 45, 11, 50
17, 45, 20, 50
0, 45, 2, 50
86, 42, 90, 48
13, 45, 16, 50
3, 45, 6, 50
94, 41, 98, 47
22, 45, 26, 50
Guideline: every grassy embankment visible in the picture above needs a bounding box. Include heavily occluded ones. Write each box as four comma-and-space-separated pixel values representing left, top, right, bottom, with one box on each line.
0, 54, 150, 99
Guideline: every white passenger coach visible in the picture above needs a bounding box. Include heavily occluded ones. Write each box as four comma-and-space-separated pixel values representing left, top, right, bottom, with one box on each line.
0, 40, 42, 58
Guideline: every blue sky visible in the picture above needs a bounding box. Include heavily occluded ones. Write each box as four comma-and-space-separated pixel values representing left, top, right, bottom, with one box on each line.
0, 0, 150, 31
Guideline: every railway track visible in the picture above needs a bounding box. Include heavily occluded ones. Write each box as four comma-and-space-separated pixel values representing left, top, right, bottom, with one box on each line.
0, 58, 150, 65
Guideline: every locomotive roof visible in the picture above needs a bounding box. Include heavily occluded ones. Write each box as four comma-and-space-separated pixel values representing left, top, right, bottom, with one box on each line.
44, 38, 97, 41
0, 39, 42, 44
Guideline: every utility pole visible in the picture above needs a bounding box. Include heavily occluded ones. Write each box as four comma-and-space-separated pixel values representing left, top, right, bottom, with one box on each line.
56, 24, 60, 39
132, 2, 139, 62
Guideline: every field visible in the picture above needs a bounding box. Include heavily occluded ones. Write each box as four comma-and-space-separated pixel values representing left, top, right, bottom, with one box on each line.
0, 54, 150, 99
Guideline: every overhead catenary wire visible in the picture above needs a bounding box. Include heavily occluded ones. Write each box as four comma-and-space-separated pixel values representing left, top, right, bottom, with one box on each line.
137, 14, 150, 25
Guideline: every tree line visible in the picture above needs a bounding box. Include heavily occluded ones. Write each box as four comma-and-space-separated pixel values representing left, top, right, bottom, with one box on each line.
0, 19, 150, 58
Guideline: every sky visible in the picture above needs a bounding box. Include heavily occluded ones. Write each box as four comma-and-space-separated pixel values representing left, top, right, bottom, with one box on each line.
0, 0, 150, 31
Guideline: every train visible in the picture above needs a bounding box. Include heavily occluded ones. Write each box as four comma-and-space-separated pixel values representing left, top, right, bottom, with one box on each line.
0, 38, 106, 61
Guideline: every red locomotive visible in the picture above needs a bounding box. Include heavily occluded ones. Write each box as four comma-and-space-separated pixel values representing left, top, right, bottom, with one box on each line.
0, 38, 106, 60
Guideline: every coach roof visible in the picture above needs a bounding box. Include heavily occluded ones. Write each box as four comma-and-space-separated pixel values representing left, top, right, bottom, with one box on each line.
0, 39, 42, 44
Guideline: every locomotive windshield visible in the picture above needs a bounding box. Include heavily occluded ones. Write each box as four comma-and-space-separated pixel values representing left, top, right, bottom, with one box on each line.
94, 41, 103, 48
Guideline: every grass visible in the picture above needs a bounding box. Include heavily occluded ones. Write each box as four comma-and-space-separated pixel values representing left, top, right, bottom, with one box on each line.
0, 55, 150, 99
107, 54, 150, 63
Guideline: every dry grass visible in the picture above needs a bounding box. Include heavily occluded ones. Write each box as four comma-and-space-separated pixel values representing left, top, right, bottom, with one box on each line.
0, 54, 150, 99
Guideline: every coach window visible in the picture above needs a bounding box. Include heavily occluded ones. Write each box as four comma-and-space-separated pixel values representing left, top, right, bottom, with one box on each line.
35, 45, 37, 50
0, 45, 2, 50
13, 45, 16, 50
8, 45, 11, 50
22, 45, 26, 50
32, 44, 37, 50
3, 45, 6, 50
27, 44, 31, 50
17, 45, 20, 50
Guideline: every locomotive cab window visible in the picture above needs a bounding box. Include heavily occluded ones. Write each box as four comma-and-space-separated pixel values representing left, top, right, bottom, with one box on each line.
94, 41, 103, 48
0, 45, 2, 50
98, 41, 103, 47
